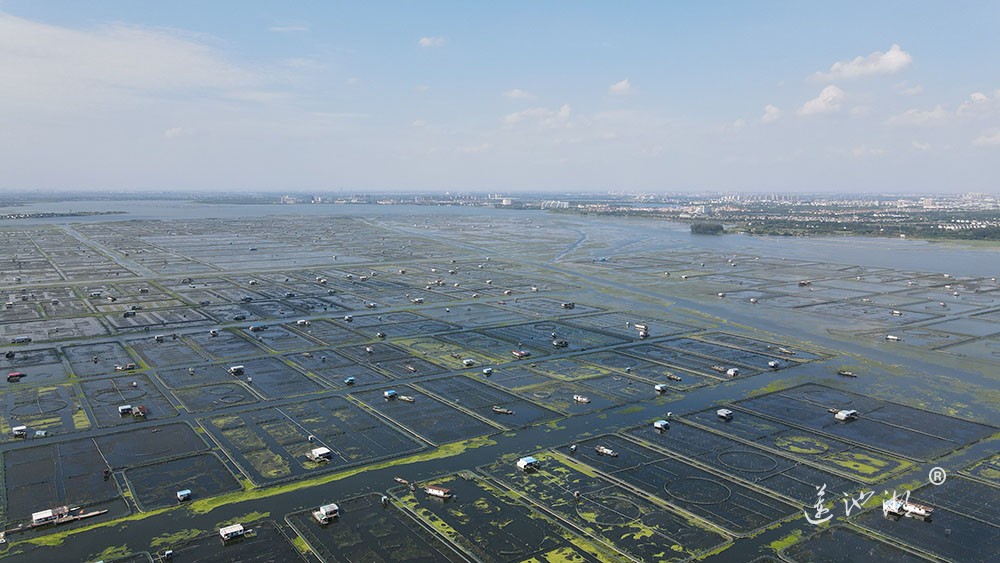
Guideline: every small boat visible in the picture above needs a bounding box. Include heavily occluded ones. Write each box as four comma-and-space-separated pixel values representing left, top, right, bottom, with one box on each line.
573, 394, 590, 403
710, 365, 726, 373
424, 486, 453, 499
666, 374, 682, 381
492, 406, 514, 415
398, 395, 416, 403
594, 445, 618, 457
312, 503, 340, 524
898, 500, 933, 520
394, 477, 410, 485
837, 370, 857, 377
778, 347, 795, 355
834, 409, 859, 421
404, 364, 417, 373
31, 506, 109, 528
883, 493, 933, 521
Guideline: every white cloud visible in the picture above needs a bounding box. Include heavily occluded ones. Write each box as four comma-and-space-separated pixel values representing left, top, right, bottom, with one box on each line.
893, 82, 923, 96
798, 85, 846, 115
731, 118, 747, 130
345, 77, 359, 86
958, 90, 999, 116
503, 88, 533, 99
503, 104, 572, 128
886, 105, 948, 126
164, 127, 184, 139
812, 44, 912, 81
850, 105, 872, 116
412, 119, 426, 127
418, 36, 446, 48
850, 145, 886, 158
0, 12, 265, 110
458, 143, 491, 153
269, 23, 308, 33
973, 131, 1000, 146
609, 78, 631, 95
911, 141, 931, 151
760, 104, 781, 124
415, 84, 430, 92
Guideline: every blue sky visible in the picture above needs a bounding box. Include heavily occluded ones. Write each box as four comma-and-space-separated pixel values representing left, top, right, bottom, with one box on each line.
1, 2, 997, 193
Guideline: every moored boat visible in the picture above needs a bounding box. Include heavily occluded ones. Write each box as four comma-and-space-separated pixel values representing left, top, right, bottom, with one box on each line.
594, 445, 618, 457
424, 486, 453, 499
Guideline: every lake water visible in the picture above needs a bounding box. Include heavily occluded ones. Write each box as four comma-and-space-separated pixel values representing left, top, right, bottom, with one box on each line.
3, 198, 997, 278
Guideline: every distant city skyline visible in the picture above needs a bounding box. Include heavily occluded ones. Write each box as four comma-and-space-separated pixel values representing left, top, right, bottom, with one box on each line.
1, 1, 998, 193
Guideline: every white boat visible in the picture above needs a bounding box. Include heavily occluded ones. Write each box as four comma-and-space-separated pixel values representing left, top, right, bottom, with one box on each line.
312, 503, 340, 524
594, 445, 618, 457
834, 409, 859, 421
573, 394, 590, 403
219, 523, 247, 541
883, 493, 933, 521
424, 486, 453, 499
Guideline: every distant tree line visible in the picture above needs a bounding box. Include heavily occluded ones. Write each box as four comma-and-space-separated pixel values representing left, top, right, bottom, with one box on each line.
690, 222, 725, 234
736, 221, 1000, 240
